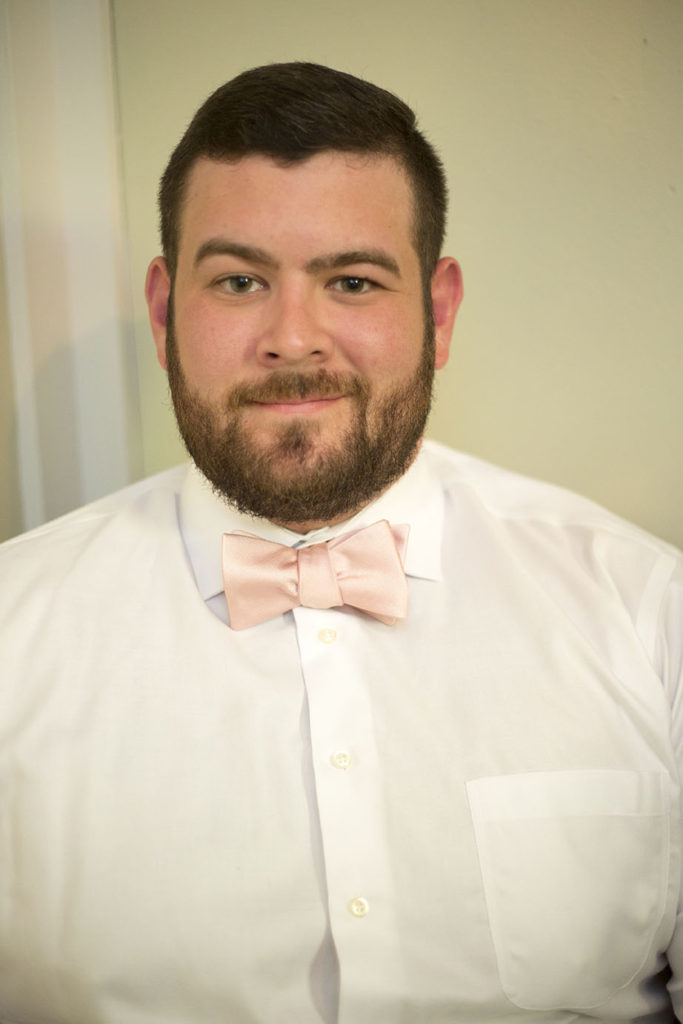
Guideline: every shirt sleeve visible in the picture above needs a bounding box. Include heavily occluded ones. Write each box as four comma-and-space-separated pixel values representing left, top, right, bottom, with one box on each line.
658, 559, 683, 1012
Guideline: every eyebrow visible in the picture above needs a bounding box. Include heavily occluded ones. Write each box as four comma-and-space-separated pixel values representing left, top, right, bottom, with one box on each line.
194, 239, 280, 269
305, 249, 401, 278
194, 239, 401, 278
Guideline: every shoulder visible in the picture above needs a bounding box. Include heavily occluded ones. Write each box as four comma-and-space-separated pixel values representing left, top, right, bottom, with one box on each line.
421, 440, 681, 648
0, 465, 190, 585
423, 439, 679, 557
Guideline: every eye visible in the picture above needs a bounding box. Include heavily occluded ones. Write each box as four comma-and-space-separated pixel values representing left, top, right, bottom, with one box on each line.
330, 276, 374, 295
216, 274, 265, 295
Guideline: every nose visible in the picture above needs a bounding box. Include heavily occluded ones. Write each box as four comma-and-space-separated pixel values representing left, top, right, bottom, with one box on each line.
256, 286, 332, 367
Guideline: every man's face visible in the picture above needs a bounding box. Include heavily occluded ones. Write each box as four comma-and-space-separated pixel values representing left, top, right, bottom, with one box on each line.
146, 153, 461, 531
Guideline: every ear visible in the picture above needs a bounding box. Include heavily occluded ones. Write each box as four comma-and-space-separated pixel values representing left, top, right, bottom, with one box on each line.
145, 257, 172, 371
430, 257, 463, 370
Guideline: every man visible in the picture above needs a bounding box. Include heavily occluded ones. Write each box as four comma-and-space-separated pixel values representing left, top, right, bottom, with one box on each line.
0, 62, 681, 1024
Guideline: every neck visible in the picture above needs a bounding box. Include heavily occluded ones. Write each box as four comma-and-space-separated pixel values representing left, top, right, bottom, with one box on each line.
268, 440, 423, 534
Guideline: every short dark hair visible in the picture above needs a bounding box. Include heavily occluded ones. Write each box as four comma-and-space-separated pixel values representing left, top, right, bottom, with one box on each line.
159, 62, 447, 284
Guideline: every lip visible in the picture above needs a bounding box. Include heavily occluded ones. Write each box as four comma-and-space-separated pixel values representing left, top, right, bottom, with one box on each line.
248, 396, 343, 415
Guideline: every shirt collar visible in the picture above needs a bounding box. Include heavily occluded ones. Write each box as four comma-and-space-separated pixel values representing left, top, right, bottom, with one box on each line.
178, 442, 444, 602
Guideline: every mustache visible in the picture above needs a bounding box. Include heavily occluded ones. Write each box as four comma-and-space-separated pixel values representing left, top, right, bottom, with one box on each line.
227, 370, 368, 408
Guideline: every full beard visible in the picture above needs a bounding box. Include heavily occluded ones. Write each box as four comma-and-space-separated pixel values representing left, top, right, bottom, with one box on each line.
166, 311, 436, 528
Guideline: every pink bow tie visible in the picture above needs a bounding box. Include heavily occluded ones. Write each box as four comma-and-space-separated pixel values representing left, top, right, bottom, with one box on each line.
222, 520, 410, 630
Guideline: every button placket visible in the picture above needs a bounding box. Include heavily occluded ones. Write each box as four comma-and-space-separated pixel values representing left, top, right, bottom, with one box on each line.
292, 607, 402, 1007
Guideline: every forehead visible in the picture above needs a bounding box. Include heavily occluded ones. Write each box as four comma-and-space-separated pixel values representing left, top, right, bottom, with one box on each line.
177, 152, 417, 261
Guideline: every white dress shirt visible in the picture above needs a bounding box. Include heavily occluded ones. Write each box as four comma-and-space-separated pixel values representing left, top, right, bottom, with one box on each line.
0, 439, 682, 1023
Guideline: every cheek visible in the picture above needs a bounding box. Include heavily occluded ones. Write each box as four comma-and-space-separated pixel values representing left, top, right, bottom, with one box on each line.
175, 305, 250, 391
342, 309, 425, 378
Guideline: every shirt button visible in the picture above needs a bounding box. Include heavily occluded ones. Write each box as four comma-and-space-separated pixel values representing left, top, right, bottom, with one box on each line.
331, 750, 351, 770
318, 628, 337, 645
348, 896, 369, 918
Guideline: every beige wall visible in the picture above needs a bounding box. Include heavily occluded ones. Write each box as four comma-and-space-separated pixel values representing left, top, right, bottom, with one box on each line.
112, 0, 682, 548
0, 196, 22, 541
2, 1, 680, 547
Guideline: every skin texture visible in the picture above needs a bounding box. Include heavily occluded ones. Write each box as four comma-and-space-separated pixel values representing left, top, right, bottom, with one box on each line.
146, 152, 463, 532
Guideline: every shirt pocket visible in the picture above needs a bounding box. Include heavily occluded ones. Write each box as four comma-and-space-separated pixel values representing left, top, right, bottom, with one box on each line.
466, 769, 670, 1010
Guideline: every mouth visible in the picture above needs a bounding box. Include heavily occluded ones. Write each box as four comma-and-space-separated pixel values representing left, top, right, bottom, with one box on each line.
229, 371, 365, 417
248, 395, 344, 415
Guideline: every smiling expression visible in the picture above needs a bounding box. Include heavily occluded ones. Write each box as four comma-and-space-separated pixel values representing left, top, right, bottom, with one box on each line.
146, 152, 461, 530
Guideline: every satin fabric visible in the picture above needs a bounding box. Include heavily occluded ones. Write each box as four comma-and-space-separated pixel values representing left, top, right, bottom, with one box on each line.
222, 520, 410, 629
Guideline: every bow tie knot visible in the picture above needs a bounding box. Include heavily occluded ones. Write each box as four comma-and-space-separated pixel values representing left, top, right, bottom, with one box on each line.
222, 520, 410, 630
297, 540, 344, 609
